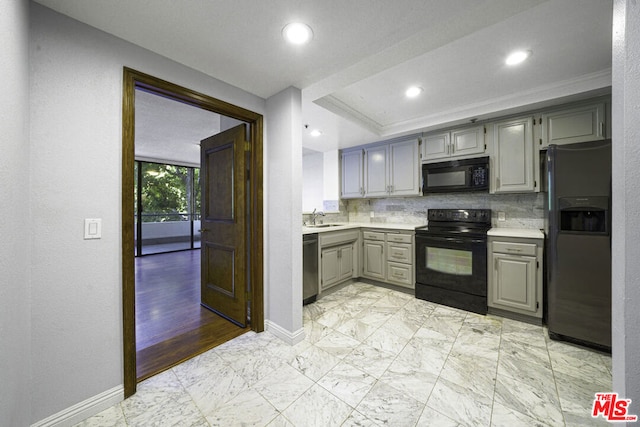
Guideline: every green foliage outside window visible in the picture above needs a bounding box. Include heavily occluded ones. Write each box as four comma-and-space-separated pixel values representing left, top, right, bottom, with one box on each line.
135, 161, 200, 222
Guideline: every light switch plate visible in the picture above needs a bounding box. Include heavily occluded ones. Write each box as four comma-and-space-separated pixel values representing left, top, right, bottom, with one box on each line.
84, 218, 102, 239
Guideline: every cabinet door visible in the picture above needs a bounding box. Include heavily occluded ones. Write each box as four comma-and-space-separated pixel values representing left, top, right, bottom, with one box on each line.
490, 253, 537, 314
541, 103, 605, 148
386, 261, 413, 288
338, 244, 354, 281
364, 145, 389, 197
362, 240, 385, 280
321, 247, 340, 290
386, 242, 412, 263
422, 132, 450, 161
493, 117, 534, 193
341, 150, 364, 199
451, 126, 485, 157
389, 139, 420, 196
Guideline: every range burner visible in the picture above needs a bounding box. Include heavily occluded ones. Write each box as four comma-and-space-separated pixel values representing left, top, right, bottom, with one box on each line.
415, 209, 492, 314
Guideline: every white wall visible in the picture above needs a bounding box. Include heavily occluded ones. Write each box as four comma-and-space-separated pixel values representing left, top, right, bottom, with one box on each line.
612, 0, 640, 413
29, 3, 265, 424
265, 87, 304, 343
0, 1, 31, 426
302, 151, 324, 213
323, 149, 340, 203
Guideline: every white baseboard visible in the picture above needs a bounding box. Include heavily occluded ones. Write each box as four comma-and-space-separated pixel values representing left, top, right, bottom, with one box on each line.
31, 385, 123, 427
265, 320, 305, 345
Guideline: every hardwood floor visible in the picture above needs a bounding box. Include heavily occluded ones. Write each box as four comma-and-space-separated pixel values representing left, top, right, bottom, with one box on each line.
135, 250, 248, 381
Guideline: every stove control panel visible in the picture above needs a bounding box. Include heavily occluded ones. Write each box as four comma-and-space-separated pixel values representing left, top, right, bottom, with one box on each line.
427, 209, 492, 224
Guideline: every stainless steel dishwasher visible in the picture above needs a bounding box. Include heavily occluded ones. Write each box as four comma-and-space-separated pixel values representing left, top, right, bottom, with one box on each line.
303, 233, 319, 305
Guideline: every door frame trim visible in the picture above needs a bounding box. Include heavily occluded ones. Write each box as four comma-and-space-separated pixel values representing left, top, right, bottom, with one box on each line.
122, 67, 264, 398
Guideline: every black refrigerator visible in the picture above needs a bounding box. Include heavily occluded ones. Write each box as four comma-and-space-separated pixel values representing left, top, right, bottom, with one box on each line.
546, 139, 611, 351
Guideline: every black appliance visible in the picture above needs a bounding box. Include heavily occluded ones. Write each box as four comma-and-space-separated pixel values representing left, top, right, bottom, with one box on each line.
546, 139, 611, 350
415, 209, 492, 314
422, 157, 489, 194
303, 233, 318, 305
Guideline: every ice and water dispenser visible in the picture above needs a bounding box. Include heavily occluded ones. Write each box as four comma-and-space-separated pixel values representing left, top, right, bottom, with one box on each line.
558, 196, 609, 234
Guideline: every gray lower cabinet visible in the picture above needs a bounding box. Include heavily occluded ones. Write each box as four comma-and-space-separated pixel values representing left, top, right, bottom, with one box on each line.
488, 236, 543, 319
319, 230, 359, 292
362, 238, 385, 280
362, 229, 414, 289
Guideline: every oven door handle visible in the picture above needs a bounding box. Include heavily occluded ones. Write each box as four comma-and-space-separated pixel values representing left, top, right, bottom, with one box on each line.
420, 236, 486, 245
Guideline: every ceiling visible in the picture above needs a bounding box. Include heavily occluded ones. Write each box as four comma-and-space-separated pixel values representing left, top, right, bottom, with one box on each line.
34, 0, 613, 154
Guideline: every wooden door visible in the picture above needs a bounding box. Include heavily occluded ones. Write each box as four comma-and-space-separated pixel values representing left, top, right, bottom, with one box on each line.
200, 125, 247, 327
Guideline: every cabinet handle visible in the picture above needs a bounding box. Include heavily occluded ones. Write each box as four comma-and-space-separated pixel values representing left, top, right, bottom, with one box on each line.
390, 184, 393, 193
446, 144, 450, 155
451, 143, 455, 154
506, 248, 522, 253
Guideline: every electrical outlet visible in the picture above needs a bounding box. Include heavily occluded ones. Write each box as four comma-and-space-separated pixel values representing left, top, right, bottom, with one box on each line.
370, 211, 375, 218
498, 212, 506, 222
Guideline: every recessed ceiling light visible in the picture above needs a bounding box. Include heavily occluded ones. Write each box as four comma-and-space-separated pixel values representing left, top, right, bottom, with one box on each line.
505, 50, 532, 66
310, 129, 322, 137
405, 86, 423, 98
282, 22, 313, 45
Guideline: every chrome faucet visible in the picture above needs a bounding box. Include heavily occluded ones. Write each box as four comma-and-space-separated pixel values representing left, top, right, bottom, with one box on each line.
311, 208, 325, 225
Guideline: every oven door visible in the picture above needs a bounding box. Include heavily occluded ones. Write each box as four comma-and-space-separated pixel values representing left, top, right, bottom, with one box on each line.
415, 233, 487, 296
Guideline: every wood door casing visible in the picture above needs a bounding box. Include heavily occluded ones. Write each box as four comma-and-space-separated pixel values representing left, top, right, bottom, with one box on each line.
122, 67, 264, 398
200, 125, 247, 327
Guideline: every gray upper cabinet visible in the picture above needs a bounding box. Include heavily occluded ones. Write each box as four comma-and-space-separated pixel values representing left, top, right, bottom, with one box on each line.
421, 125, 485, 162
491, 116, 535, 193
364, 145, 389, 197
540, 102, 605, 148
343, 138, 420, 199
341, 149, 364, 199
388, 139, 421, 196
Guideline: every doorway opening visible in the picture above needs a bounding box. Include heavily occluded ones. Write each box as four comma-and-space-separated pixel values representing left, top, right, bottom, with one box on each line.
122, 68, 264, 398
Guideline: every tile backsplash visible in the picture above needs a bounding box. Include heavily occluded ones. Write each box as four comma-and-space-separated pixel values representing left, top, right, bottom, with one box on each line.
305, 192, 545, 229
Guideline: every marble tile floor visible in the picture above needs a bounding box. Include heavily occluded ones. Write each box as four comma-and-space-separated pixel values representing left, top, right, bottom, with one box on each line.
77, 282, 612, 427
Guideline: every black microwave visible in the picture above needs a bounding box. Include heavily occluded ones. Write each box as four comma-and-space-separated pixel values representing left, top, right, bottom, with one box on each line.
422, 157, 489, 194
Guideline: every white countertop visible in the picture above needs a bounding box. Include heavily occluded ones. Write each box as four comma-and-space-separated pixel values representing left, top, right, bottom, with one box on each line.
303, 222, 426, 235
488, 228, 545, 239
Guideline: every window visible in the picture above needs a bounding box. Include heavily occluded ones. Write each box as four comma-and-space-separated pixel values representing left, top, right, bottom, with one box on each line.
134, 161, 201, 255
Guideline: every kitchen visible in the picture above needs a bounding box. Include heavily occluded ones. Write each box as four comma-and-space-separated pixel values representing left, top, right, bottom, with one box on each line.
303, 95, 610, 328
299, 97, 614, 424
8, 1, 639, 426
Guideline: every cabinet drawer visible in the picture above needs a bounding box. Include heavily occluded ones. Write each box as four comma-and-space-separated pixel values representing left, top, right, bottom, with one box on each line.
386, 233, 412, 244
362, 231, 385, 241
492, 241, 537, 256
387, 261, 412, 286
386, 242, 412, 263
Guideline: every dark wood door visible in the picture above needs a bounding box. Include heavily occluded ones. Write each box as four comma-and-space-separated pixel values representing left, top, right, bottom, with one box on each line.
200, 125, 247, 327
